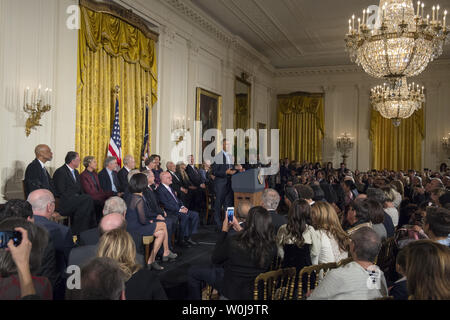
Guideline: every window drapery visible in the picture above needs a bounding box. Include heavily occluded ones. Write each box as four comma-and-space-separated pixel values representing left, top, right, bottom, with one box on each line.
369, 108, 424, 171
76, 6, 157, 170
277, 93, 324, 163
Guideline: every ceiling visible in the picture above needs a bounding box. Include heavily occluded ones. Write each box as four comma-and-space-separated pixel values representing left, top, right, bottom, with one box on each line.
190, 0, 450, 69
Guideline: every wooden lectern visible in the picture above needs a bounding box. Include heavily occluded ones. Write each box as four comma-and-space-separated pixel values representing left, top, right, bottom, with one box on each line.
232, 168, 265, 208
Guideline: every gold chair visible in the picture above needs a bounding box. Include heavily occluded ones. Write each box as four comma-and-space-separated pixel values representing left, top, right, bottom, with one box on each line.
297, 262, 338, 300
336, 257, 353, 267
376, 236, 396, 269
253, 267, 297, 300
269, 255, 282, 271
143, 235, 155, 265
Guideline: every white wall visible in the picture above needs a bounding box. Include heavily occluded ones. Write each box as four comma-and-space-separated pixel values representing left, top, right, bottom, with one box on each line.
115, 0, 277, 167
275, 60, 450, 171
0, 0, 276, 202
0, 0, 78, 202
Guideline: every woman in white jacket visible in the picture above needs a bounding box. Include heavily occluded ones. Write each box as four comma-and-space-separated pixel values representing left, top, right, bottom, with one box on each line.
311, 202, 350, 264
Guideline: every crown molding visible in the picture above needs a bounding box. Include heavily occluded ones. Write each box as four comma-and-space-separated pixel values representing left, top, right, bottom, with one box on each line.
162, 0, 274, 74
274, 59, 450, 78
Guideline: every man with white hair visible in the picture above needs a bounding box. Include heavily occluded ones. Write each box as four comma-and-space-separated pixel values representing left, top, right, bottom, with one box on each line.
68, 213, 145, 268
79, 196, 127, 246
118, 155, 135, 193
98, 156, 123, 195
261, 188, 286, 233
27, 189, 73, 274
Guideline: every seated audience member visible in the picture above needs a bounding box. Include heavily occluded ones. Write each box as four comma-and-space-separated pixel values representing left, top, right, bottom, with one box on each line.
98, 156, 123, 195
157, 171, 199, 248
398, 203, 418, 229
80, 156, 114, 222
423, 207, 450, 247
0, 199, 34, 223
284, 184, 299, 209
311, 202, 349, 264
150, 154, 164, 186
316, 170, 337, 204
24, 144, 55, 198
126, 173, 175, 270
341, 180, 358, 206
97, 229, 168, 300
143, 156, 157, 172
404, 240, 450, 300
366, 188, 395, 237
234, 200, 252, 231
212, 207, 277, 300
308, 227, 388, 300
1, 199, 62, 299
103, 196, 127, 217
345, 199, 373, 235
366, 199, 388, 240
142, 170, 176, 251
439, 192, 450, 209
310, 183, 326, 202
27, 190, 73, 274
277, 200, 318, 269
295, 184, 315, 206
0, 218, 52, 300
118, 155, 136, 193
166, 161, 190, 206
389, 248, 408, 300
381, 186, 400, 227
261, 189, 286, 233
5, 227, 40, 300
176, 161, 198, 209
430, 188, 446, 207
79, 196, 129, 247
53, 151, 96, 235
68, 213, 144, 268
67, 257, 127, 300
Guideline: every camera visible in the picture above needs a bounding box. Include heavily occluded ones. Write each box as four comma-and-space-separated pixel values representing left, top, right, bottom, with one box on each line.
0, 231, 22, 249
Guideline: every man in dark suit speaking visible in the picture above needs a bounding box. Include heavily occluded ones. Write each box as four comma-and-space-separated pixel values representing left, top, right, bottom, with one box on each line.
24, 144, 55, 198
211, 139, 243, 229
53, 151, 95, 236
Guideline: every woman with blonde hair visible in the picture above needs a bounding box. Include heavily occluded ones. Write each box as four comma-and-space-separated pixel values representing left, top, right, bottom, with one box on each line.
311, 201, 350, 264
404, 240, 450, 300
97, 229, 167, 300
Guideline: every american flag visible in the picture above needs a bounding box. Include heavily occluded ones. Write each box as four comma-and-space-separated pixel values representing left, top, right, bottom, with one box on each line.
108, 98, 122, 167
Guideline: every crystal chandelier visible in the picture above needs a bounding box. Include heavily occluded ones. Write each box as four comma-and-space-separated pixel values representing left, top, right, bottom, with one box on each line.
345, 0, 449, 79
370, 77, 425, 126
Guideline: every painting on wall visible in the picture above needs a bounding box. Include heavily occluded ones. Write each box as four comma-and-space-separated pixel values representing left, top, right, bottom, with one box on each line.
196, 88, 222, 160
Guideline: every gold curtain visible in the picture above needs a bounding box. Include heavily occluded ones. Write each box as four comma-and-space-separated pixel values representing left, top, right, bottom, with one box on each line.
235, 94, 249, 129
369, 108, 424, 171
277, 93, 324, 163
76, 6, 157, 170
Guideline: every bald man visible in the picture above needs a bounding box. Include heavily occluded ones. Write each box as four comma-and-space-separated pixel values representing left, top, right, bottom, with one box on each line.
68, 213, 144, 268
28, 189, 73, 274
24, 144, 55, 197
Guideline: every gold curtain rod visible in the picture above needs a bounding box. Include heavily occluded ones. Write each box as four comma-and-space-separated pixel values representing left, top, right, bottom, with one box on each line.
79, 0, 159, 42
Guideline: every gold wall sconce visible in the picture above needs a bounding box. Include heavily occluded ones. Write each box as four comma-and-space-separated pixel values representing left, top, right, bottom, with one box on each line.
24, 85, 53, 137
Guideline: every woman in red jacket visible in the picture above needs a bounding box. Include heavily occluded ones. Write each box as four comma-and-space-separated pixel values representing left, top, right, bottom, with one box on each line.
80, 156, 114, 222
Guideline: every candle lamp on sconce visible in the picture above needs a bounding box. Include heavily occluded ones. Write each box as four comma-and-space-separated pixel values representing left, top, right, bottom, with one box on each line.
24, 85, 53, 137
172, 115, 190, 145
336, 132, 355, 165
442, 133, 450, 159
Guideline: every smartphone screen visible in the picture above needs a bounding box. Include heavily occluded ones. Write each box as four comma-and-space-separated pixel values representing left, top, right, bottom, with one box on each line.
0, 231, 22, 249
227, 207, 234, 223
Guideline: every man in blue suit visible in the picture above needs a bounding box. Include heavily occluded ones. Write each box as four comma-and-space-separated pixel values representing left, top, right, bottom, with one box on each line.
156, 171, 199, 247
98, 156, 123, 196
27, 189, 73, 275
211, 139, 240, 229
